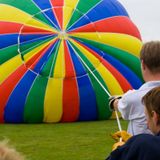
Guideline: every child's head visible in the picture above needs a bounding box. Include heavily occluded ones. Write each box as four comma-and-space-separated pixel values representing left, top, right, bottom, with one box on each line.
0, 140, 24, 160
140, 41, 160, 74
142, 86, 160, 134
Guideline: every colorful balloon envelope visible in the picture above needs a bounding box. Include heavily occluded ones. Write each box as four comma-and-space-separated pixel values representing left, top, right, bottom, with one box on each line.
0, 0, 143, 123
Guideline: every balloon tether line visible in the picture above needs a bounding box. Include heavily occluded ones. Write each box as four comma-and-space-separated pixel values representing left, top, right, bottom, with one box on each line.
68, 41, 122, 138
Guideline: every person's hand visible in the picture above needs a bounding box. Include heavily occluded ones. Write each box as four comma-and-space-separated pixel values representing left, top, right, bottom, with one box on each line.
111, 131, 132, 151
112, 141, 125, 151
111, 130, 132, 142
109, 95, 122, 110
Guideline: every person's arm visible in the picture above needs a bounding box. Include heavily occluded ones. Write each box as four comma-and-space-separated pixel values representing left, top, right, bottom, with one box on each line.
109, 91, 135, 120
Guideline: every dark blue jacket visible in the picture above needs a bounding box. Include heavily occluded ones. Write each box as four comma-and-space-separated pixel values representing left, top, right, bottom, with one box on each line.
106, 133, 160, 160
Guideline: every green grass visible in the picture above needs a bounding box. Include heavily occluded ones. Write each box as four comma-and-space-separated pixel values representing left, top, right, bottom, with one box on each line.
0, 120, 127, 160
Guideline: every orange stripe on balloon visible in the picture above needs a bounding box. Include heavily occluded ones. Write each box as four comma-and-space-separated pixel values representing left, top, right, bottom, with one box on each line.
61, 41, 79, 122
50, 0, 64, 30
53, 7, 63, 30
63, 41, 76, 78
0, 65, 27, 123
69, 17, 141, 40
74, 39, 133, 92
50, 0, 64, 6
101, 60, 133, 92
0, 22, 55, 34
0, 22, 22, 34
21, 25, 56, 34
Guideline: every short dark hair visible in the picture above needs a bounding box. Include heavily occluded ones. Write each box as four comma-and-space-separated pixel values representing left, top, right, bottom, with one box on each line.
142, 87, 160, 119
140, 41, 160, 73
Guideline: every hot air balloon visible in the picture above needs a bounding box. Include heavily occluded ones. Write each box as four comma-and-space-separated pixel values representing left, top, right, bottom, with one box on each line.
0, 0, 143, 123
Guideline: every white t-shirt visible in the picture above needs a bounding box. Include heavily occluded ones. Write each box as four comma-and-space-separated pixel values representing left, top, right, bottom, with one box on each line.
118, 81, 160, 135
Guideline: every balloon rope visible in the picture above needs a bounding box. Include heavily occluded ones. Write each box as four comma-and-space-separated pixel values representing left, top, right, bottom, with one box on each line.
69, 41, 122, 136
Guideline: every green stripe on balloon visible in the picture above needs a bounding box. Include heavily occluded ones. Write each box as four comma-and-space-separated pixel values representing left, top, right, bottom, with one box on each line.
0, 45, 18, 65
40, 52, 56, 77
89, 76, 111, 120
40, 41, 61, 77
50, 40, 61, 77
20, 37, 54, 56
74, 37, 143, 82
24, 76, 48, 123
69, 40, 111, 119
0, 0, 53, 27
66, 0, 101, 30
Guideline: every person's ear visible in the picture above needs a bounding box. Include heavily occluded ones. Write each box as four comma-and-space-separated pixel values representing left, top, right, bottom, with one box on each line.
152, 111, 159, 125
141, 60, 146, 70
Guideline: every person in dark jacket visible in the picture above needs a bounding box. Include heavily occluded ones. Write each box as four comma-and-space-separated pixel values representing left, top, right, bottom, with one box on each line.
106, 86, 160, 160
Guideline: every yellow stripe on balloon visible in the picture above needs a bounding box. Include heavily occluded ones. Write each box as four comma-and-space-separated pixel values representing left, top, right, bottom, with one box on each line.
52, 40, 65, 78
0, 55, 22, 84
69, 39, 124, 95
63, 7, 74, 31
63, 0, 79, 30
23, 38, 56, 62
0, 4, 57, 33
43, 78, 63, 123
64, 0, 79, 8
70, 32, 142, 57
96, 64, 124, 95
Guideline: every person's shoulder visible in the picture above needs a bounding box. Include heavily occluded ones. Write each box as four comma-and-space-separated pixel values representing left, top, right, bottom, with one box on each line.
128, 134, 159, 146
121, 89, 140, 103
122, 86, 150, 102
130, 133, 153, 141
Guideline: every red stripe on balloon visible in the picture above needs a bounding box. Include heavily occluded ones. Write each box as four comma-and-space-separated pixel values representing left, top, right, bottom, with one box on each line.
53, 7, 63, 30
0, 22, 55, 34
69, 17, 141, 40
63, 41, 76, 78
61, 41, 79, 122
25, 39, 58, 70
0, 22, 22, 34
50, 0, 64, 6
21, 25, 55, 34
74, 39, 133, 92
101, 61, 133, 92
0, 65, 27, 123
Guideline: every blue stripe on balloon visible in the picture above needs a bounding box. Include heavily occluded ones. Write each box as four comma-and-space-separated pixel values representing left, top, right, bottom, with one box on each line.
0, 34, 18, 49
20, 34, 55, 43
67, 41, 97, 121
32, 0, 60, 30
68, 0, 129, 31
44, 9, 61, 30
4, 71, 37, 123
33, 40, 59, 73
73, 38, 104, 57
73, 38, 142, 89
67, 41, 87, 77
77, 76, 98, 121
103, 53, 143, 89
32, 0, 52, 10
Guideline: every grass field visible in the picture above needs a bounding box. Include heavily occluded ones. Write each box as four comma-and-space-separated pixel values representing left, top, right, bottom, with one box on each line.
0, 120, 127, 160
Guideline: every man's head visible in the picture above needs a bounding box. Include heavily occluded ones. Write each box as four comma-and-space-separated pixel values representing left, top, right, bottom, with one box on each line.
0, 140, 24, 160
140, 41, 160, 81
142, 87, 160, 135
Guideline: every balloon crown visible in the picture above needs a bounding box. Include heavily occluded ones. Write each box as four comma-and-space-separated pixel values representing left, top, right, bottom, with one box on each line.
58, 31, 68, 40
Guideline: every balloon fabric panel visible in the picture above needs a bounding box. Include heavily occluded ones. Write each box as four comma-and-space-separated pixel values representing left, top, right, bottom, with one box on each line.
0, 0, 143, 123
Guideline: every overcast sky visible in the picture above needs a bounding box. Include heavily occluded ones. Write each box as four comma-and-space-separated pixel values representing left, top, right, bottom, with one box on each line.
119, 0, 160, 42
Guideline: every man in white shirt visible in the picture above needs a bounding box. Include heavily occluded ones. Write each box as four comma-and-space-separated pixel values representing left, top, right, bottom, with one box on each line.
110, 41, 160, 135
